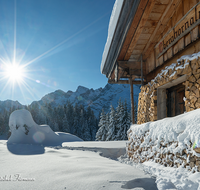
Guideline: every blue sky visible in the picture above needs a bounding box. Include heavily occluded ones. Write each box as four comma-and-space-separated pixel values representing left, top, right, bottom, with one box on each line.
0, 0, 115, 105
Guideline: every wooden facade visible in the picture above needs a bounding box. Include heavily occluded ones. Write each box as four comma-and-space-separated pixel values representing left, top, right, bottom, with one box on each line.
101, 0, 200, 123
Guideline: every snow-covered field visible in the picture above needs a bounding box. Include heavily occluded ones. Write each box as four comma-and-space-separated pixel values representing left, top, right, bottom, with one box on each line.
1, 138, 200, 190
0, 109, 157, 190
1, 109, 200, 190
0, 140, 158, 190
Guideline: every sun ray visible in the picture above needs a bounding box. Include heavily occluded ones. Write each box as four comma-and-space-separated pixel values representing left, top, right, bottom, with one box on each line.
24, 75, 56, 90
24, 12, 109, 67
0, 3, 110, 105
21, 79, 41, 100
0, 79, 13, 97
17, 80, 34, 105
13, 0, 17, 65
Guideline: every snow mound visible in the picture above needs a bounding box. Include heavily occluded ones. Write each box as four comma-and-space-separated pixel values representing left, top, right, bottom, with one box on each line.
8, 109, 82, 146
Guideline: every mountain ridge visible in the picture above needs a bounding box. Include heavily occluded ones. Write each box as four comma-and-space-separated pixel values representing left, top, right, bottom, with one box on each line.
0, 84, 140, 117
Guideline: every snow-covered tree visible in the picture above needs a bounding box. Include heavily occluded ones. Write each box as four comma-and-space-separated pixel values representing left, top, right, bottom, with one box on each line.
116, 100, 131, 140
115, 99, 123, 133
82, 120, 91, 141
96, 109, 107, 141
106, 105, 117, 141
62, 113, 70, 133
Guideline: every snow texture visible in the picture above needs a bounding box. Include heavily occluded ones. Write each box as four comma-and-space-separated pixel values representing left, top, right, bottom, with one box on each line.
119, 156, 200, 190
177, 52, 200, 62
2, 107, 200, 189
0, 140, 157, 190
8, 109, 82, 146
101, 0, 124, 74
128, 109, 200, 156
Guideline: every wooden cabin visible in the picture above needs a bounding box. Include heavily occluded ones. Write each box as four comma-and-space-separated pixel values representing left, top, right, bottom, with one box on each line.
101, 0, 200, 124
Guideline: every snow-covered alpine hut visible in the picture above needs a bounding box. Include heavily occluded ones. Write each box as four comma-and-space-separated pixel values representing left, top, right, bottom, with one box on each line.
101, 0, 200, 124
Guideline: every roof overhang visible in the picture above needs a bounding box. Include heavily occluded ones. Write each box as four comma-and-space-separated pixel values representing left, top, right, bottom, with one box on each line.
101, 0, 141, 78
101, 0, 185, 84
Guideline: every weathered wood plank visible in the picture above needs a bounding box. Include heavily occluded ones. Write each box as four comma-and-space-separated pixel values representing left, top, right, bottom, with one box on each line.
152, 4, 167, 13
143, 0, 182, 59
155, 3, 200, 59
146, 51, 155, 73
124, 0, 157, 60
118, 0, 149, 60
108, 80, 142, 85
146, 39, 200, 82
129, 78, 135, 124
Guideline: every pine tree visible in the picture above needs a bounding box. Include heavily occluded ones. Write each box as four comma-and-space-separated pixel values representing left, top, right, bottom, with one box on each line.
0, 114, 4, 135
117, 100, 131, 140
87, 106, 96, 140
96, 109, 107, 141
65, 102, 74, 133
62, 113, 70, 133
115, 99, 123, 137
82, 120, 91, 141
106, 105, 117, 141
73, 103, 80, 136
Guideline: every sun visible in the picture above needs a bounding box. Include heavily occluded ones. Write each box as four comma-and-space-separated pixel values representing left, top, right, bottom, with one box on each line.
4, 63, 25, 83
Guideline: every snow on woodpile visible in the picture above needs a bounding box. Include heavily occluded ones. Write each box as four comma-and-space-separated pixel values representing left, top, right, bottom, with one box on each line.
8, 109, 82, 146
127, 109, 200, 172
137, 52, 200, 124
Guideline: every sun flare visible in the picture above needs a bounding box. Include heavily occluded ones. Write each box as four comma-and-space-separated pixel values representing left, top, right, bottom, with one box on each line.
4, 64, 25, 83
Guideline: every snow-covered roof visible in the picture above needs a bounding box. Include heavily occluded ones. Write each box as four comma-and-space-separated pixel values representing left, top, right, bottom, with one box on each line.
100, 0, 141, 78
100, 0, 124, 74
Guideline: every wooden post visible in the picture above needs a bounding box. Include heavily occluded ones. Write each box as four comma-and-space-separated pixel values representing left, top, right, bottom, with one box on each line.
129, 77, 135, 124
141, 54, 143, 86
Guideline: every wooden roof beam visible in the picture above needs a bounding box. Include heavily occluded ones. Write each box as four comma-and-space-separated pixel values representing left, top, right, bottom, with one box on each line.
124, 0, 157, 60
108, 79, 142, 85
118, 61, 146, 70
143, 0, 182, 59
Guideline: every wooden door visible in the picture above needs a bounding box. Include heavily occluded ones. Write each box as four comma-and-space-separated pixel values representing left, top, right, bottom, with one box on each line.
167, 84, 185, 117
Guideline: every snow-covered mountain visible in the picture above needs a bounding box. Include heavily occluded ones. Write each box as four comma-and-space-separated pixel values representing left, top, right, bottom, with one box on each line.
0, 100, 24, 113
0, 84, 140, 117
33, 84, 141, 117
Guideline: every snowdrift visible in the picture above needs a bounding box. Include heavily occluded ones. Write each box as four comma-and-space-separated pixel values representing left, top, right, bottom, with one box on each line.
127, 109, 200, 172
7, 109, 82, 146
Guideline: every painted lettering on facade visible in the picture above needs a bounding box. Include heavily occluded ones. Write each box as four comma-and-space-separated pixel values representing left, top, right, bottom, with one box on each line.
156, 4, 200, 57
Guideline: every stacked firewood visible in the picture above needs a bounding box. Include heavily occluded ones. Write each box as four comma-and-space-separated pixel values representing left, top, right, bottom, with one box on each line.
184, 58, 200, 112
127, 130, 200, 172
137, 57, 200, 124
137, 85, 153, 124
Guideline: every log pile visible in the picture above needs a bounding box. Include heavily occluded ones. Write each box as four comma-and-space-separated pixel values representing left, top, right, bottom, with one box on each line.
137, 57, 200, 124
137, 85, 152, 124
127, 130, 200, 172
184, 58, 200, 112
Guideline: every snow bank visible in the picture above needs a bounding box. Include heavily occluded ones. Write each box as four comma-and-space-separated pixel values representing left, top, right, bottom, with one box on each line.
0, 140, 157, 190
8, 109, 82, 146
119, 155, 200, 190
127, 109, 200, 171
101, 0, 124, 74
63, 141, 127, 160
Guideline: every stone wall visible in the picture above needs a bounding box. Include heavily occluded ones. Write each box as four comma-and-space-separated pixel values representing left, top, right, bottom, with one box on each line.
137, 55, 200, 124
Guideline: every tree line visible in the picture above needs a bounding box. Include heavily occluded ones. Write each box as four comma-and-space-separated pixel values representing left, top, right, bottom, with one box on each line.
96, 99, 137, 141
0, 101, 99, 141
0, 99, 137, 141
